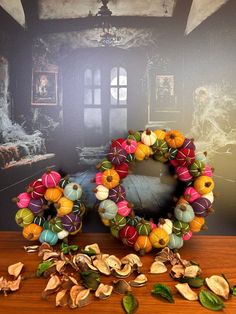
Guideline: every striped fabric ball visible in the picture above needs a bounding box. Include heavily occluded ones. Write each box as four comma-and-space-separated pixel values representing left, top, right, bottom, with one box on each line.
189, 160, 205, 177
195, 151, 208, 164
173, 220, 190, 236
34, 216, 46, 227
102, 169, 120, 189
170, 159, 179, 167
136, 219, 152, 236
126, 215, 141, 227
176, 148, 195, 167
41, 170, 61, 188
111, 138, 125, 148
115, 163, 129, 179
168, 233, 184, 249
28, 180, 46, 199
107, 146, 128, 166
15, 208, 34, 227
98, 199, 118, 220
39, 229, 58, 245
59, 176, 71, 189
108, 185, 126, 203
182, 138, 196, 150
117, 200, 133, 217
183, 187, 201, 203
121, 139, 138, 154
95, 172, 103, 185
28, 198, 45, 215
183, 230, 193, 241
202, 164, 213, 177
64, 183, 82, 201
152, 139, 169, 154
119, 225, 138, 247
165, 148, 178, 160
49, 217, 64, 233
126, 153, 135, 163
94, 184, 109, 201
97, 158, 113, 172
13, 192, 31, 208
202, 191, 214, 203
128, 130, 141, 142
61, 213, 81, 233
110, 214, 127, 230
72, 200, 86, 217
191, 197, 212, 217
176, 166, 193, 182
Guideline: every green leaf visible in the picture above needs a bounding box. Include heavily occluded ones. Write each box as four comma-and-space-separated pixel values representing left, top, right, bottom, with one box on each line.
122, 292, 138, 314
151, 283, 174, 303
179, 276, 204, 288
231, 286, 236, 296
60, 243, 79, 254
36, 260, 54, 277
80, 270, 100, 290
81, 248, 96, 256
199, 290, 225, 311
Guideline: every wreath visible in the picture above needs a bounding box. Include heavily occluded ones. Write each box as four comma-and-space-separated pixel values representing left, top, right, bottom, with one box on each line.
93, 129, 215, 255
13, 170, 86, 246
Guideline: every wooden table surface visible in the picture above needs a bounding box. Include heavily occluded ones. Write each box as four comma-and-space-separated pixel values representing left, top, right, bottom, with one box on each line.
0, 232, 236, 314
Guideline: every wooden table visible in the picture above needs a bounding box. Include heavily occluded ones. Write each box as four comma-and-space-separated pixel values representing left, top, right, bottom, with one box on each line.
0, 233, 236, 314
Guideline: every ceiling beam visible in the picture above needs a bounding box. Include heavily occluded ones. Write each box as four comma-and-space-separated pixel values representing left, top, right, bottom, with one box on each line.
21, 0, 39, 33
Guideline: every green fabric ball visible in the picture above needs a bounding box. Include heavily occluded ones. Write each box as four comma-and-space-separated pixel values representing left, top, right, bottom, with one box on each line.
15, 208, 34, 227
173, 220, 190, 236
49, 217, 64, 233
136, 219, 152, 235
189, 160, 205, 177
34, 216, 46, 227
110, 214, 127, 230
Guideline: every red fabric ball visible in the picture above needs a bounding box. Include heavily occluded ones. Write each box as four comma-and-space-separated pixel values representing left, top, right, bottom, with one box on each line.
115, 163, 129, 179
176, 148, 195, 167
28, 180, 47, 199
111, 138, 125, 148
119, 225, 138, 247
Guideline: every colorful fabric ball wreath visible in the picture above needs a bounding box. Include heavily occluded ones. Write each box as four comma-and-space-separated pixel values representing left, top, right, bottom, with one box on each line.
93, 129, 215, 255
13, 169, 86, 246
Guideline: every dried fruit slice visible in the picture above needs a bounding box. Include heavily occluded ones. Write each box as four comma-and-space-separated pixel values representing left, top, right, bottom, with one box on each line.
205, 275, 230, 300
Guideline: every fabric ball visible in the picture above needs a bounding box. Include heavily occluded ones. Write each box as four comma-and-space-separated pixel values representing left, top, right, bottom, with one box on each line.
158, 218, 173, 235
15, 208, 34, 227
202, 164, 213, 177
121, 139, 137, 154
115, 163, 129, 179
102, 169, 120, 189
39, 229, 58, 245
181, 138, 196, 150
176, 148, 195, 167
173, 220, 190, 236
98, 199, 118, 220
168, 233, 183, 249
33, 216, 46, 227
189, 160, 205, 177
94, 185, 109, 201
13, 192, 31, 208
108, 185, 126, 203
28, 198, 45, 215
108, 146, 127, 166
64, 183, 83, 201
111, 138, 125, 148
28, 180, 47, 199
183, 230, 193, 241
194, 176, 215, 195
110, 214, 127, 230
191, 197, 212, 217
174, 204, 195, 223
61, 213, 81, 233
97, 158, 113, 172
58, 176, 71, 189
41, 170, 61, 188
183, 187, 201, 203
141, 129, 157, 146
119, 225, 139, 247
117, 200, 133, 217
202, 191, 214, 203
175, 166, 193, 182
95, 172, 103, 185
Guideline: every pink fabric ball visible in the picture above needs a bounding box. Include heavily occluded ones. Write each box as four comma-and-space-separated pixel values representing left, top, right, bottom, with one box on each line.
176, 166, 193, 182
202, 164, 213, 177
121, 139, 138, 154
95, 172, 103, 185
41, 170, 61, 188
183, 230, 192, 241
117, 200, 133, 217
184, 187, 201, 203
15, 192, 31, 208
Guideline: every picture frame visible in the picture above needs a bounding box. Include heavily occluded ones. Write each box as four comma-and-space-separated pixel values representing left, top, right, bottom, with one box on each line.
31, 70, 58, 105
156, 75, 175, 109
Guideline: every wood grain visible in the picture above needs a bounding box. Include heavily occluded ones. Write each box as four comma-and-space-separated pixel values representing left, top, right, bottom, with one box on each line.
0, 233, 236, 314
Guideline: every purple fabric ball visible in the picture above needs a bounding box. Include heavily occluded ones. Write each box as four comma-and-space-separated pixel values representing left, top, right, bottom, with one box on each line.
107, 147, 127, 165
28, 198, 44, 215
182, 138, 196, 150
108, 185, 126, 203
191, 197, 212, 217
61, 213, 81, 233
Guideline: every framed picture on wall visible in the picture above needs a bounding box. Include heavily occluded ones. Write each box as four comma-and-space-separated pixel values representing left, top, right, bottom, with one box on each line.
31, 70, 58, 105
156, 75, 175, 108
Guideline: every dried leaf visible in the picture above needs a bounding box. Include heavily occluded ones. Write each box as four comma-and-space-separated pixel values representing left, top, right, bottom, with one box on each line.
56, 289, 68, 307
75, 288, 91, 307
95, 283, 113, 299
113, 279, 132, 295
121, 254, 142, 268
129, 274, 147, 287
80, 270, 100, 291
122, 292, 138, 314
44, 275, 61, 291
184, 265, 201, 278
8, 276, 22, 291
84, 243, 101, 255
171, 264, 185, 279
150, 261, 167, 274
199, 290, 225, 311
93, 258, 111, 275
106, 255, 122, 270
151, 283, 174, 303
112, 264, 132, 278
175, 283, 198, 301
205, 275, 230, 300
24, 245, 39, 253
8, 262, 24, 278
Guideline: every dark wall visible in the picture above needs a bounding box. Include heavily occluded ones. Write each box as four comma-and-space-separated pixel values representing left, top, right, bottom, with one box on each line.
0, 1, 235, 234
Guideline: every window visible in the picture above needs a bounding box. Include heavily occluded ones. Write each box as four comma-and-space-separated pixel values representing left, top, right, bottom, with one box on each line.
110, 67, 127, 105
84, 68, 101, 105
